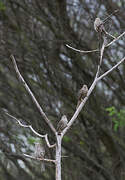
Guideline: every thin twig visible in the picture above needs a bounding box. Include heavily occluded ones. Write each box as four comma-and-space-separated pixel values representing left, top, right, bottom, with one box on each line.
95, 37, 106, 79
66, 31, 125, 53
66, 44, 98, 53
106, 31, 125, 47
44, 134, 56, 148
97, 56, 125, 81
23, 154, 56, 163
105, 31, 116, 39
10, 55, 56, 134
103, 9, 119, 24
6, 112, 56, 148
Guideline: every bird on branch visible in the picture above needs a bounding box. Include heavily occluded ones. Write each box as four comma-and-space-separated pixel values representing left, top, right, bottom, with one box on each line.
94, 17, 116, 39
94, 18, 106, 34
76, 85, 88, 109
57, 115, 68, 135
34, 143, 45, 172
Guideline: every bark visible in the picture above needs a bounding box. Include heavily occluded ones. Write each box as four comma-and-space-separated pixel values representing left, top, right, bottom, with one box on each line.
56, 135, 62, 180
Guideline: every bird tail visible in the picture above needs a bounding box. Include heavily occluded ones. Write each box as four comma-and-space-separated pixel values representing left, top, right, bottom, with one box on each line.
76, 100, 81, 110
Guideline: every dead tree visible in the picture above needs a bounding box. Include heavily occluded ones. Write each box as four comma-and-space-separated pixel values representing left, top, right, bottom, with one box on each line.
7, 18, 125, 180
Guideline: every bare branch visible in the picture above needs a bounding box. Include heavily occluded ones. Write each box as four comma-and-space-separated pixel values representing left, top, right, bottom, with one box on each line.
63, 57, 125, 137
61, 97, 88, 136
6, 112, 56, 148
45, 134, 56, 148
66, 31, 125, 54
103, 9, 119, 24
105, 31, 116, 39
61, 33, 125, 137
100, 38, 106, 64
97, 56, 125, 81
63, 54, 125, 137
62, 37, 108, 136
62, 78, 97, 136
95, 37, 106, 79
66, 44, 98, 53
23, 154, 56, 164
10, 55, 56, 134
106, 31, 125, 47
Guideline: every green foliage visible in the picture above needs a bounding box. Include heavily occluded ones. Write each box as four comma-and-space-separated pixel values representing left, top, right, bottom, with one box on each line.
27, 137, 39, 144
63, 136, 71, 143
79, 140, 84, 145
0, 1, 6, 11
106, 106, 125, 131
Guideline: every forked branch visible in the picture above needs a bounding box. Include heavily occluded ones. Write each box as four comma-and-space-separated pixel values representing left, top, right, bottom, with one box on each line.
62, 35, 125, 136
97, 56, 125, 81
24, 153, 56, 163
10, 55, 56, 135
6, 112, 56, 148
66, 31, 125, 53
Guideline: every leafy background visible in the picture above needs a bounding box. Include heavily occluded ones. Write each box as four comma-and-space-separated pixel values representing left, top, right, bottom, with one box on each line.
0, 0, 125, 180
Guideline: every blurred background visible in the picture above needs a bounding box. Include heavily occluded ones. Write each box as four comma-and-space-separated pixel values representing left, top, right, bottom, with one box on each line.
0, 0, 125, 179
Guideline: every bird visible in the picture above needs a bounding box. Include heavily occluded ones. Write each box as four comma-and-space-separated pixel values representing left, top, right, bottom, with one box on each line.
76, 85, 88, 109
34, 143, 45, 159
94, 17, 116, 43
57, 115, 68, 135
34, 143, 45, 172
94, 18, 106, 34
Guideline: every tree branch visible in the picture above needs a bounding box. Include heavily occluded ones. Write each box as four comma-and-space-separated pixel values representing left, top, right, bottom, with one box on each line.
66, 44, 98, 53
62, 75, 98, 136
106, 31, 125, 48
10, 55, 56, 134
6, 112, 56, 148
63, 56, 125, 136
62, 31, 125, 136
95, 37, 106, 79
105, 31, 116, 39
23, 154, 56, 164
62, 38, 106, 136
97, 56, 125, 81
66, 31, 125, 53
45, 134, 56, 148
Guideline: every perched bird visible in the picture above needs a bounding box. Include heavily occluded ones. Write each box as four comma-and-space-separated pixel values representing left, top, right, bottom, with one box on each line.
94, 18, 106, 34
76, 85, 88, 109
34, 143, 45, 172
94, 17, 116, 42
57, 115, 68, 135
34, 143, 45, 159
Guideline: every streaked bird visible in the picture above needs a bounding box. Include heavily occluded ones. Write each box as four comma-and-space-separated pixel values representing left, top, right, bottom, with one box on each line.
94, 17, 116, 45
76, 85, 88, 109
57, 115, 68, 135
94, 18, 106, 34
34, 143, 45, 172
